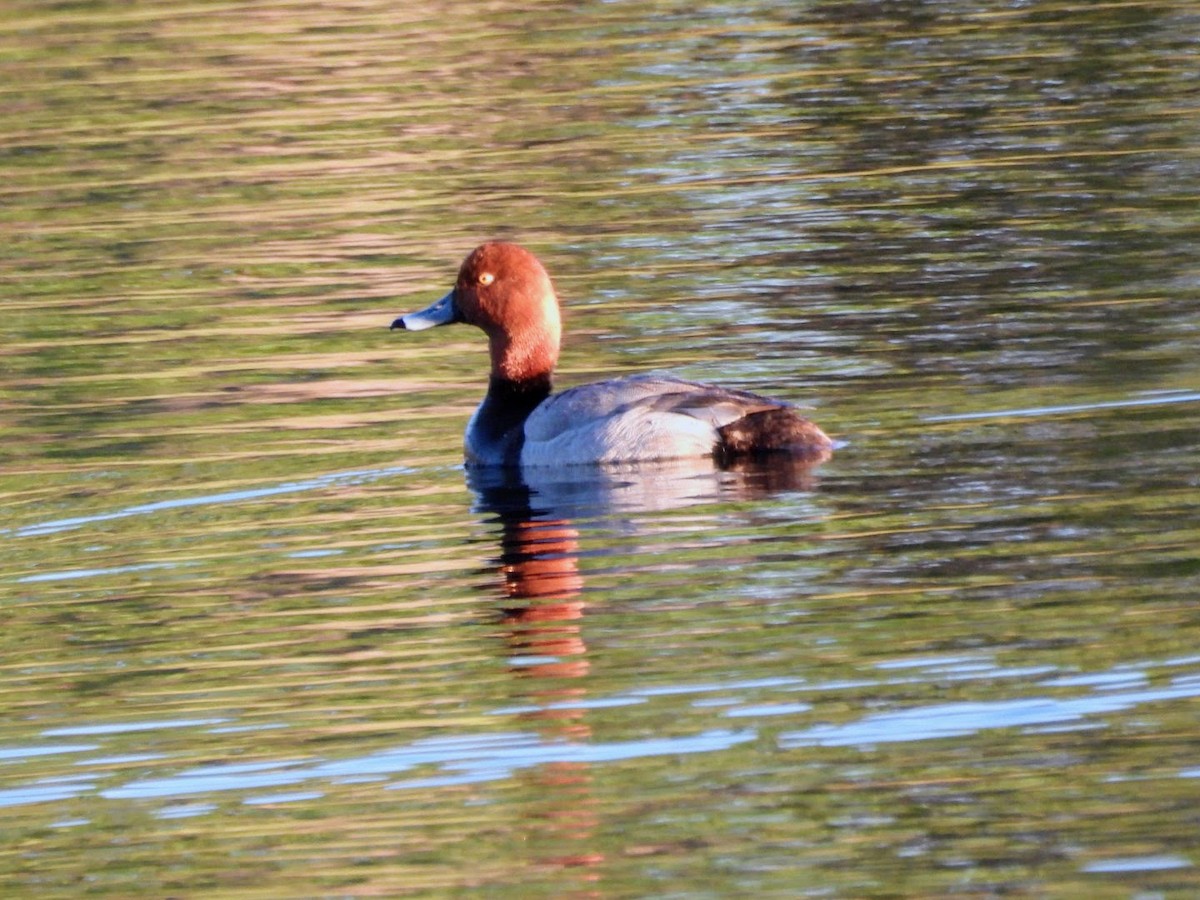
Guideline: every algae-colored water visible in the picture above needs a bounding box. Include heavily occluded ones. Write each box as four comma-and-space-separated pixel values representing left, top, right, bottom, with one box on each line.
3, 1, 1199, 895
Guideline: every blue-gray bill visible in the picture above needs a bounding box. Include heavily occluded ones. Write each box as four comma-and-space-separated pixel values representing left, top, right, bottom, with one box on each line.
390, 290, 458, 331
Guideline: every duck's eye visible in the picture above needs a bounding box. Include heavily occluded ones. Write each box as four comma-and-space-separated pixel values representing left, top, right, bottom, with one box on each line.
477, 272, 495, 286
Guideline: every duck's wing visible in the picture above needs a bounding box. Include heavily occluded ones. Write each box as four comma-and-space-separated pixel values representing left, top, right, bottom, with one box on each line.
631, 382, 782, 426
527, 374, 781, 438
523, 374, 832, 465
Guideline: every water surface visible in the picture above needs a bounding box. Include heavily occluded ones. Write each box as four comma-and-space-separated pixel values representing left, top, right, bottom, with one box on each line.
3, 0, 1200, 895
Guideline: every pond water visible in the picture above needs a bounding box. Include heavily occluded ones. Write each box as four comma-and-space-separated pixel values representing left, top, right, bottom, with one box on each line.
4, 0, 1200, 895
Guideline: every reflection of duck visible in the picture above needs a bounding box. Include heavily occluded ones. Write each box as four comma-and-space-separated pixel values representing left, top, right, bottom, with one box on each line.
468, 460, 824, 879
392, 242, 833, 467
470, 456, 823, 519
472, 470, 589, 684
467, 471, 602, 876
469, 456, 824, 685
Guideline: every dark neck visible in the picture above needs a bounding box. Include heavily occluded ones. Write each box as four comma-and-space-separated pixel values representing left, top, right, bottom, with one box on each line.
485, 373, 553, 412
474, 374, 553, 465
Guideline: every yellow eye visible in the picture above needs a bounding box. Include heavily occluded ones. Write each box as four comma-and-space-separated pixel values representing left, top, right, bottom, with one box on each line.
478, 272, 495, 286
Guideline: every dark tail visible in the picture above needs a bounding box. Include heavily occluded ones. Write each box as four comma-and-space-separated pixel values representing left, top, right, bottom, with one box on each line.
716, 408, 833, 462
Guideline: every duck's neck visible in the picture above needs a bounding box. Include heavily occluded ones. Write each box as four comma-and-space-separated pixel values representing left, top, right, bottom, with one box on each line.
484, 373, 553, 412
471, 373, 554, 465
488, 317, 560, 384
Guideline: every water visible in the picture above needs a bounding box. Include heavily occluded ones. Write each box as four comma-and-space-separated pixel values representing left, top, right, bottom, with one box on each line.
3, 0, 1200, 895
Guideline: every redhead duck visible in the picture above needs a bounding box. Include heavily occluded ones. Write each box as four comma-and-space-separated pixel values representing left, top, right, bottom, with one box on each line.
391, 242, 832, 467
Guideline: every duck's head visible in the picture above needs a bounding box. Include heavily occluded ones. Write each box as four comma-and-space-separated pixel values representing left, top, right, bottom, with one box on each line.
393, 242, 562, 382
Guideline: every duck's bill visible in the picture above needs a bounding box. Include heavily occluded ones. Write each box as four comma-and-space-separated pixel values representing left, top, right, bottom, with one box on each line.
391, 290, 459, 331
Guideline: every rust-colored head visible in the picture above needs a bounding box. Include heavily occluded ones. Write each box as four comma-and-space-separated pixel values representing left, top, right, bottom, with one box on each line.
395, 242, 562, 382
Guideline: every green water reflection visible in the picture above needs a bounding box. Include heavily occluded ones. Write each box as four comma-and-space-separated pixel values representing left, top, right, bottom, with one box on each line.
3, 0, 1199, 896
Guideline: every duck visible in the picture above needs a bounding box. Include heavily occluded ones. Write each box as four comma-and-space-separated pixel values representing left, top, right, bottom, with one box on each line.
390, 242, 832, 468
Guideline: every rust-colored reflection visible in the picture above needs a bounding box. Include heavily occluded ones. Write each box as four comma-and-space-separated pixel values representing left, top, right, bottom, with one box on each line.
473, 453, 829, 696
470, 471, 591, 692
471, 469, 601, 883
468, 454, 827, 883
500, 518, 589, 683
